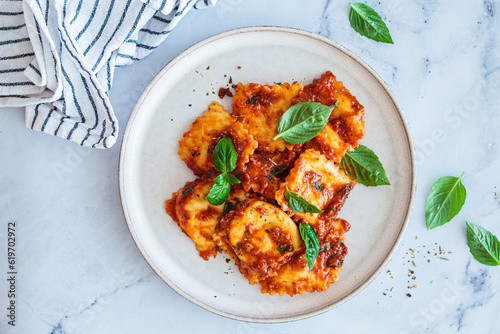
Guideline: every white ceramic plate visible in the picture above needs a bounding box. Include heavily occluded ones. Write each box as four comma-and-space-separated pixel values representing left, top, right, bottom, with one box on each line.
119, 26, 416, 323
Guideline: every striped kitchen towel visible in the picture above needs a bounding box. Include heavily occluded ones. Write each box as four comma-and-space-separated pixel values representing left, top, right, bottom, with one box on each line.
0, 0, 216, 148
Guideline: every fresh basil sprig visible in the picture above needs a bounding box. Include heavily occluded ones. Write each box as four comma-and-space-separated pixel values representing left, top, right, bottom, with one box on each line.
425, 173, 466, 230
299, 223, 321, 271
273, 102, 335, 144
205, 137, 240, 205
285, 187, 323, 213
349, 3, 394, 44
339, 145, 390, 187
466, 222, 500, 266
213, 136, 237, 173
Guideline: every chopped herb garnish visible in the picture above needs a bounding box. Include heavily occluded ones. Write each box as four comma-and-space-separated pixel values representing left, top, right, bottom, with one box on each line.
205, 137, 240, 205
222, 201, 236, 216
299, 223, 320, 271
314, 182, 325, 191
271, 166, 288, 177
182, 184, 194, 197
277, 243, 295, 254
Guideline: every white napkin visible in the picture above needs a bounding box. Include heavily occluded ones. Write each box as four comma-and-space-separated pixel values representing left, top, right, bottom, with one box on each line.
0, 0, 216, 148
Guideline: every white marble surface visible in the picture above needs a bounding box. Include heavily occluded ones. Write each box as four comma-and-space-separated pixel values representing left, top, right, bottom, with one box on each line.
1, 0, 499, 333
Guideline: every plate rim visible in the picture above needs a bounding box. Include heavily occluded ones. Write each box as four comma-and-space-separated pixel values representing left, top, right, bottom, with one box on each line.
119, 25, 418, 323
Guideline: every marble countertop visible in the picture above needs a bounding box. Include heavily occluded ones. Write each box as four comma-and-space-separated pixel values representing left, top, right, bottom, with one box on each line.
1, 0, 499, 333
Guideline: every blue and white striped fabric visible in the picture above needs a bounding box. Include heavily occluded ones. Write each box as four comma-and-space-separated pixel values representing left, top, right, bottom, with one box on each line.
0, 0, 216, 148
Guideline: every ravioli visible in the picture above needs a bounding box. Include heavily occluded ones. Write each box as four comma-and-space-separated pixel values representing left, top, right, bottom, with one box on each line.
294, 71, 365, 161
165, 71, 367, 296
239, 148, 300, 201
178, 102, 258, 178
275, 148, 355, 223
165, 179, 222, 260
260, 218, 350, 296
166, 180, 255, 260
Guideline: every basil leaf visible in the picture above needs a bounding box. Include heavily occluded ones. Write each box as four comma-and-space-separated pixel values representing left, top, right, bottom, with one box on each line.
339, 145, 390, 187
205, 173, 240, 206
223, 173, 241, 185
277, 243, 295, 254
466, 222, 500, 266
349, 3, 394, 44
181, 184, 194, 197
205, 174, 231, 206
213, 136, 237, 173
285, 187, 323, 213
273, 102, 335, 144
299, 223, 320, 271
425, 173, 466, 230
271, 166, 288, 177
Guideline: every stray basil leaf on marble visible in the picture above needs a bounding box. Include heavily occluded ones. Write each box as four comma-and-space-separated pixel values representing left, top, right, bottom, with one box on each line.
213, 136, 237, 173
273, 102, 335, 144
349, 3, 394, 44
339, 145, 390, 187
299, 223, 321, 271
285, 187, 324, 213
425, 173, 466, 230
466, 222, 500, 266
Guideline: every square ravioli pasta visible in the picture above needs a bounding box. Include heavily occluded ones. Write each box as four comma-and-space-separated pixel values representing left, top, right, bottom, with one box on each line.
295, 71, 365, 162
275, 148, 356, 226
165, 71, 365, 296
260, 218, 350, 296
